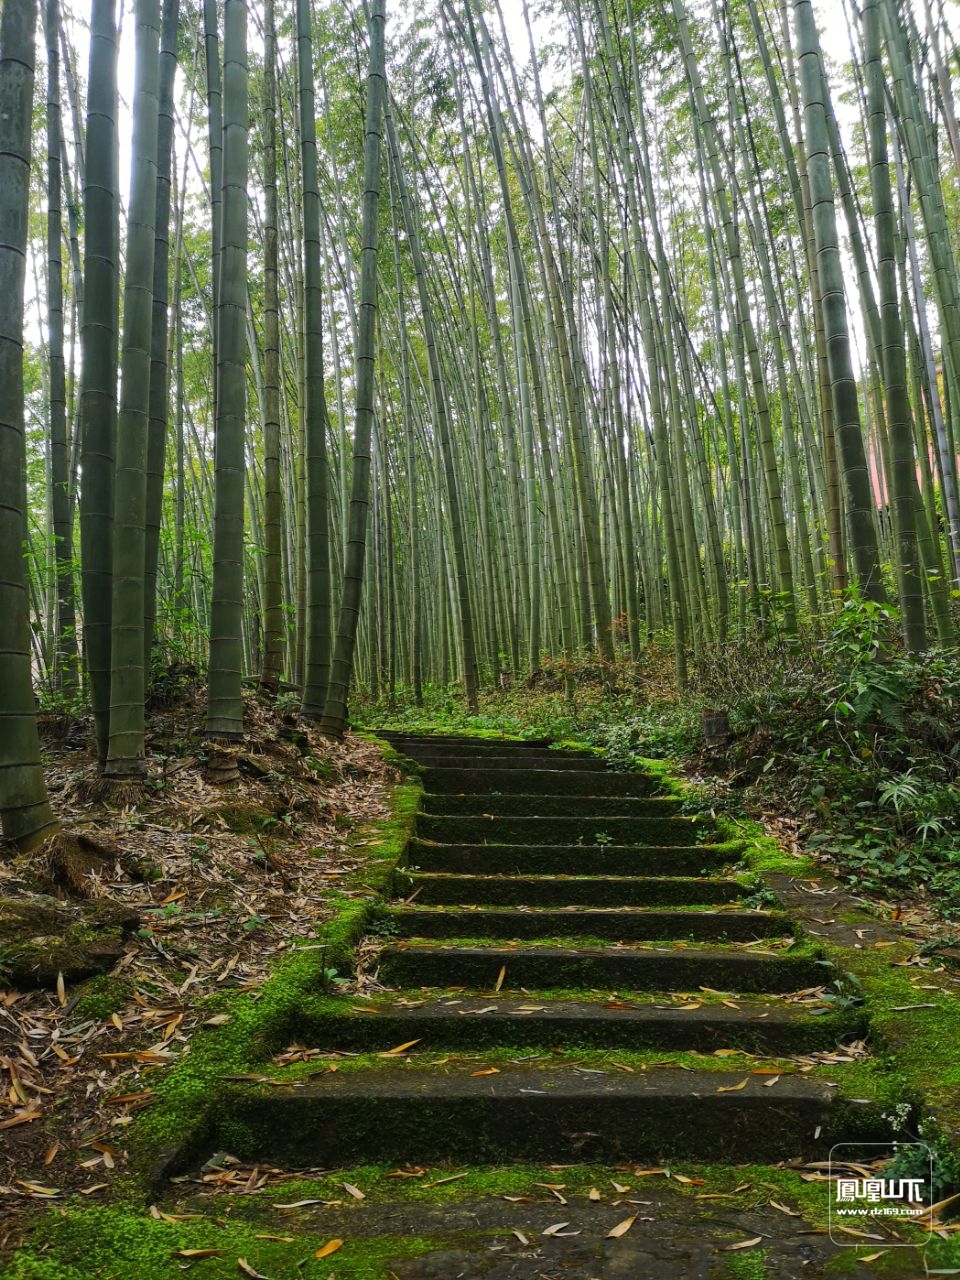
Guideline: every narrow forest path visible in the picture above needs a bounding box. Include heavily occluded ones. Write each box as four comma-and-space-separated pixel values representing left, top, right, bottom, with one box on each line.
162, 733, 930, 1278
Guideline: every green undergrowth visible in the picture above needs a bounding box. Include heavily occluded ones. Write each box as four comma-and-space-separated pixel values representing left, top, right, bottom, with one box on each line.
125, 774, 423, 1184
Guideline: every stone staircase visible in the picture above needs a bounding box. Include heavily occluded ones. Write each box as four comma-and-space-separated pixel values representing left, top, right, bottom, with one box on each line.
202, 733, 889, 1169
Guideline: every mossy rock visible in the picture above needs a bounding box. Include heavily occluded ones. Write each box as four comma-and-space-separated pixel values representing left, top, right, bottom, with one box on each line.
0, 894, 139, 989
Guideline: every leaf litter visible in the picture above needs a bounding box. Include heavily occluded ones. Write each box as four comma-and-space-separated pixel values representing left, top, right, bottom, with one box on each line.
0, 697, 394, 1228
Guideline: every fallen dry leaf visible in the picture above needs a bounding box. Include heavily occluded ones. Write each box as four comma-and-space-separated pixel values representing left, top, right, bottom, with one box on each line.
424, 1173, 469, 1187
716, 1078, 749, 1093
722, 1237, 763, 1251
606, 1214, 638, 1238
379, 1039, 421, 1057
237, 1261, 269, 1279
315, 1239, 344, 1259
342, 1182, 365, 1201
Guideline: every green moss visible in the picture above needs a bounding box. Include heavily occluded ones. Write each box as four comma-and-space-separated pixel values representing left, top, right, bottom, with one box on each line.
716, 1250, 769, 1278
6, 1203, 440, 1280
71, 975, 131, 1022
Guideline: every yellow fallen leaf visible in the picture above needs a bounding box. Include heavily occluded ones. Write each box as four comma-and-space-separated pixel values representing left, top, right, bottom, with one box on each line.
471, 1068, 500, 1076
315, 1239, 344, 1259
56, 972, 66, 1007
494, 965, 506, 992
171, 1250, 226, 1259
763, 1076, 781, 1088
379, 1039, 421, 1057
256, 1236, 294, 1243
111, 1013, 123, 1030
722, 1237, 763, 1251
588, 1187, 601, 1201
342, 1182, 365, 1200
717, 1078, 749, 1093
860, 1252, 888, 1263
607, 1215, 638, 1238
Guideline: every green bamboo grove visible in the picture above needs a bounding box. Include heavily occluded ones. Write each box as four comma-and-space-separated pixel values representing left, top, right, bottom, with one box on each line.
2, 0, 960, 845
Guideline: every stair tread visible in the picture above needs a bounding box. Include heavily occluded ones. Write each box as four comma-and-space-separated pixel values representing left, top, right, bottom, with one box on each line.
391, 903, 775, 915
229, 1063, 834, 1101
406, 871, 740, 884
331, 994, 818, 1025
381, 941, 803, 958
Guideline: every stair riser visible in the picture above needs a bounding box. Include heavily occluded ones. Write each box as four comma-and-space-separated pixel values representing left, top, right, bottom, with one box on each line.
398, 874, 741, 907
379, 948, 827, 993
390, 907, 792, 943
416, 815, 703, 845
421, 768, 658, 796
287, 1009, 860, 1056
404, 840, 743, 876
419, 794, 680, 818
210, 1090, 847, 1165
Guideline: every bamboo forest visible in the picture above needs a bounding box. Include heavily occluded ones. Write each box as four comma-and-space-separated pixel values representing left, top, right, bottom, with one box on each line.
7, 0, 960, 1275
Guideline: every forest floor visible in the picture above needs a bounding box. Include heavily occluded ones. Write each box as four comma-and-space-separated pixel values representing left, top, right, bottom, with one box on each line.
0, 688, 398, 1252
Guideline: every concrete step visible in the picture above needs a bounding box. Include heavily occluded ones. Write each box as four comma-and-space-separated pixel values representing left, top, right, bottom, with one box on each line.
398, 871, 743, 907
399, 746, 598, 765
378, 942, 827, 993
415, 813, 706, 846
404, 838, 744, 877
421, 767, 659, 796
376, 732, 553, 751
388, 905, 792, 943
411, 753, 613, 772
293, 993, 857, 1055
208, 1065, 864, 1165
419, 792, 681, 818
